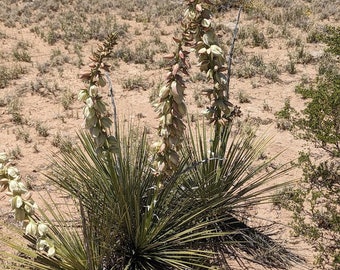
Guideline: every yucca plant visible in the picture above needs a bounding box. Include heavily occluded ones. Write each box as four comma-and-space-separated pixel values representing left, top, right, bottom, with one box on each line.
46, 127, 237, 269
1, 1, 304, 269
1, 121, 303, 269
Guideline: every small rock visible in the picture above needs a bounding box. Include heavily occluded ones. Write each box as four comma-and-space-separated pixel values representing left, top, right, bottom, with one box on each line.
310, 50, 324, 60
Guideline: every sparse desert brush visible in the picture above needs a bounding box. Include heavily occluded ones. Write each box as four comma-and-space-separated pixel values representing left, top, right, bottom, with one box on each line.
12, 48, 31, 63
312, 0, 340, 20
7, 145, 23, 160
0, 1, 311, 269
0, 65, 28, 89
275, 26, 340, 269
285, 56, 297, 75
35, 122, 49, 137
238, 90, 251, 103
7, 95, 24, 125
15, 128, 32, 144
51, 132, 74, 153
122, 76, 149, 91
60, 89, 75, 110
275, 98, 297, 131
264, 61, 281, 82
50, 49, 70, 67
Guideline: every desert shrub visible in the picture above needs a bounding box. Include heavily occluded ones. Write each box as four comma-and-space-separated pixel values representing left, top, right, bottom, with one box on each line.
235, 54, 265, 78
285, 58, 297, 74
235, 62, 257, 78
50, 49, 70, 67
251, 27, 268, 48
275, 153, 339, 269
12, 49, 31, 62
318, 53, 338, 76
275, 23, 340, 269
306, 27, 324, 44
35, 122, 49, 137
60, 89, 75, 110
15, 128, 32, 143
275, 98, 297, 131
0, 65, 27, 89
295, 73, 340, 156
7, 95, 24, 124
264, 61, 281, 82
295, 45, 314, 64
238, 90, 251, 103
321, 25, 340, 56
122, 76, 149, 91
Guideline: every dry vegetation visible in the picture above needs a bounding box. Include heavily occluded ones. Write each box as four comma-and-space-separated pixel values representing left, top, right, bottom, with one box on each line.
0, 0, 339, 269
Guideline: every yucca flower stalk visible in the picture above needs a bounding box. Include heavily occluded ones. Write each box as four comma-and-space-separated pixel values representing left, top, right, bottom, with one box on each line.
195, 2, 234, 122
153, 0, 202, 175
79, 32, 119, 153
0, 152, 55, 257
0, 33, 121, 264
193, 2, 242, 155
155, 0, 242, 174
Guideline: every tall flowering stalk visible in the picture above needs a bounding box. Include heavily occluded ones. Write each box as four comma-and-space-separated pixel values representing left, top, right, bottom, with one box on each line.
79, 33, 119, 154
154, 0, 207, 175
0, 34, 120, 260
155, 0, 241, 174
194, 2, 242, 153
194, 2, 241, 126
0, 153, 55, 256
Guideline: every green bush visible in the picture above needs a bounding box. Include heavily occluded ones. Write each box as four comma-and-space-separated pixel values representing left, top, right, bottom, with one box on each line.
275, 153, 339, 269
322, 26, 340, 56
275, 98, 297, 131
275, 23, 340, 269
295, 73, 340, 156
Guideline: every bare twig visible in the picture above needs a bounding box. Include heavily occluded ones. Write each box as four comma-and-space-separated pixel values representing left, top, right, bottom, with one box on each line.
105, 72, 118, 138
225, 6, 242, 99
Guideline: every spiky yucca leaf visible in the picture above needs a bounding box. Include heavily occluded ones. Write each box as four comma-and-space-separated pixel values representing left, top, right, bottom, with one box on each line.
0, 194, 88, 270
180, 120, 300, 268
182, 121, 290, 209
42, 126, 239, 269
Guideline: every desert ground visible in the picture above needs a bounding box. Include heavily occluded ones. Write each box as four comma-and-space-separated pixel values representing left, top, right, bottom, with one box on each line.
0, 0, 339, 269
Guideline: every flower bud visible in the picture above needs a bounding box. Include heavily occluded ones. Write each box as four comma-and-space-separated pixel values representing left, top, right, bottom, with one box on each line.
7, 167, 19, 179
89, 85, 98, 97
101, 117, 112, 128
95, 100, 106, 114
83, 106, 96, 118
78, 89, 89, 102
0, 152, 7, 163
86, 97, 94, 108
38, 223, 49, 236
25, 221, 37, 236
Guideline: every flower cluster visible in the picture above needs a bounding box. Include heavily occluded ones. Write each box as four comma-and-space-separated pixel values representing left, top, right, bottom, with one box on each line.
79, 33, 119, 153
154, 0, 210, 175
153, 41, 190, 174
154, 0, 241, 175
192, 1, 241, 125
0, 152, 55, 256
